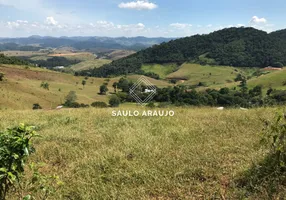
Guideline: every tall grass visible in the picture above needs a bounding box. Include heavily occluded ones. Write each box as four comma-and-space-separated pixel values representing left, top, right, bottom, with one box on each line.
0, 107, 284, 199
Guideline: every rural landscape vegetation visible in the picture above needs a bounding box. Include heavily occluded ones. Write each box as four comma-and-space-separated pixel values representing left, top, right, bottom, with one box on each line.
1, 0, 286, 199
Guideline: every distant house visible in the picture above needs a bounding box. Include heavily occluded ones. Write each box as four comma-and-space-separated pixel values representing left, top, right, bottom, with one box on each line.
144, 89, 156, 93
54, 66, 65, 69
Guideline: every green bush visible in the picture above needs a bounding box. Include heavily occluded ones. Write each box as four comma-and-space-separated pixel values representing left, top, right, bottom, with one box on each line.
91, 102, 108, 108
109, 95, 120, 107
0, 124, 38, 200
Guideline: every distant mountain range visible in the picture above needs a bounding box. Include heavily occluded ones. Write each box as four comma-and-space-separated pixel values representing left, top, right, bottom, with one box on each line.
0, 36, 174, 51
78, 27, 286, 77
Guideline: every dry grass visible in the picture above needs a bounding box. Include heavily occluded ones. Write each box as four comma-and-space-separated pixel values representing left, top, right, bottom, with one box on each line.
1, 106, 285, 199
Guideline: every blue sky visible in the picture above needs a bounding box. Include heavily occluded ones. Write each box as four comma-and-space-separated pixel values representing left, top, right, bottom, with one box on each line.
0, 0, 285, 37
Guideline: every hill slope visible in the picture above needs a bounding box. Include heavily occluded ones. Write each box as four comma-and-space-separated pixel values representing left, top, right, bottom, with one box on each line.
80, 27, 286, 77
0, 64, 169, 110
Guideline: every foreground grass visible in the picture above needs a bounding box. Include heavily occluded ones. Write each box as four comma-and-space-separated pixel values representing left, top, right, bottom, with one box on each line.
1, 107, 285, 199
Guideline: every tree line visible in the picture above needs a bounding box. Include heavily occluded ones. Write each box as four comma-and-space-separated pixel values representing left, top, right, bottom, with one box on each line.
111, 77, 286, 108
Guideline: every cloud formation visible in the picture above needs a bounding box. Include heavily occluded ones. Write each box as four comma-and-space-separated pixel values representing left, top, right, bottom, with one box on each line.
118, 1, 158, 10
46, 16, 58, 25
250, 16, 267, 24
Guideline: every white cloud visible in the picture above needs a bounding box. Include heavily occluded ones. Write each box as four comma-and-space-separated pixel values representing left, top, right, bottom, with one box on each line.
170, 23, 192, 29
45, 16, 58, 25
250, 16, 267, 24
207, 24, 213, 28
118, 0, 158, 10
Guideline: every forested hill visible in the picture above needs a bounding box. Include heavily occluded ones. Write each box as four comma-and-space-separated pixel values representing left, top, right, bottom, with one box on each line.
79, 27, 286, 77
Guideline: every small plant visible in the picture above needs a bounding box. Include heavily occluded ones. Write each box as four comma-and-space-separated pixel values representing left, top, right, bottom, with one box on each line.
40, 82, 49, 90
261, 112, 286, 168
0, 124, 38, 200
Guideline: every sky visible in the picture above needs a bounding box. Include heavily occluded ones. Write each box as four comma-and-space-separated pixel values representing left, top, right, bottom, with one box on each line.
0, 0, 285, 38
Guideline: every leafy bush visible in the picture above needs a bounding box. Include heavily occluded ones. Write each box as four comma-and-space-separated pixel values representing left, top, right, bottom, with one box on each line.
109, 95, 120, 107
91, 102, 108, 108
0, 124, 38, 200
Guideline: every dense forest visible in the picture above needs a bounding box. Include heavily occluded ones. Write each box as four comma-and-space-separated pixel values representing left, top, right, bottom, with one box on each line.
78, 27, 286, 77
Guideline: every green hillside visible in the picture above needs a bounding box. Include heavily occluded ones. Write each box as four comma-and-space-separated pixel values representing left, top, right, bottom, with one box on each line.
141, 63, 178, 79
78, 27, 286, 78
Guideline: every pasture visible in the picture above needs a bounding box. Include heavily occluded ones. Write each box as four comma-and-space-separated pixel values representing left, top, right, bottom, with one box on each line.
1, 106, 284, 199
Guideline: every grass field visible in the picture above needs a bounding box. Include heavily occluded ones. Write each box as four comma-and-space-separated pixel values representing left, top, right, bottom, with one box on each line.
1, 106, 285, 199
71, 59, 111, 71
142, 63, 178, 79
166, 63, 242, 86
0, 65, 169, 110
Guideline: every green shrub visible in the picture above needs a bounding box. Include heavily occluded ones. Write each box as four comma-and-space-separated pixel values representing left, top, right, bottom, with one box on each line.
91, 102, 108, 108
0, 124, 38, 200
109, 95, 120, 107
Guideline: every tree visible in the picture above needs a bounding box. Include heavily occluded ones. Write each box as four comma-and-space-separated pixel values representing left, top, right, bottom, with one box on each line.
40, 82, 49, 90
100, 84, 108, 95
0, 72, 4, 81
117, 78, 130, 92
82, 80, 86, 89
64, 91, 77, 106
112, 82, 118, 93
109, 95, 120, 107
